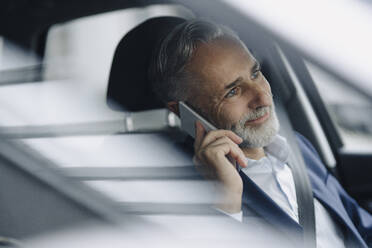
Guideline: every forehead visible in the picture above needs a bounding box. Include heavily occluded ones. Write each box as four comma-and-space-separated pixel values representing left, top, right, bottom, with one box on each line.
186, 38, 256, 94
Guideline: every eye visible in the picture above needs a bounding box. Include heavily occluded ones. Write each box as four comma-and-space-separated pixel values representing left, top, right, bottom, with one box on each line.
225, 87, 239, 98
250, 69, 261, 80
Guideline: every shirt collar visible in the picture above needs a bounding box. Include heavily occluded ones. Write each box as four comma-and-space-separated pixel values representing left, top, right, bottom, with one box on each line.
240, 135, 290, 172
263, 134, 290, 163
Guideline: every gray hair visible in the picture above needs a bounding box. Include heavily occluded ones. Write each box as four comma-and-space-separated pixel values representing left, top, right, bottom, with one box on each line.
149, 19, 243, 104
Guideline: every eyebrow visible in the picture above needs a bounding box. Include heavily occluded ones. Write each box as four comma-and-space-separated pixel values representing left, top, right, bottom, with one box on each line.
251, 60, 261, 72
224, 78, 241, 90
223, 61, 261, 91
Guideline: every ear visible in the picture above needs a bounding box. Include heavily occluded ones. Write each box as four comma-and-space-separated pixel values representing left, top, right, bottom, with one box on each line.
166, 101, 180, 116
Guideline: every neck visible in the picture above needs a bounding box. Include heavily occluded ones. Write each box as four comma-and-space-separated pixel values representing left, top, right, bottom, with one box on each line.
241, 147, 265, 160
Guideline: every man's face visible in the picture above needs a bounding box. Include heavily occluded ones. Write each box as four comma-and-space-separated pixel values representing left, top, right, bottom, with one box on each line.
185, 38, 279, 148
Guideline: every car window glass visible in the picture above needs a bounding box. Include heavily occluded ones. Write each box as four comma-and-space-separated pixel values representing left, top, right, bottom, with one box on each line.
305, 60, 372, 153
0, 5, 191, 128
20, 133, 192, 167
0, 6, 191, 176
0, 6, 195, 213
0, 5, 190, 127
0, 37, 40, 71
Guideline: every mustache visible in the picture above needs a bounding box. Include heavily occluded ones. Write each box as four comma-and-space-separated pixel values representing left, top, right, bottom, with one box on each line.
239, 106, 271, 123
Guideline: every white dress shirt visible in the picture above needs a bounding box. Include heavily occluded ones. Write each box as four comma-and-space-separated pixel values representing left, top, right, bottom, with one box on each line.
227, 135, 345, 248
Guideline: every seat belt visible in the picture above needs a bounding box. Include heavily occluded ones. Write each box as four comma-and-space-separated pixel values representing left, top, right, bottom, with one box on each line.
287, 133, 316, 248
276, 100, 316, 248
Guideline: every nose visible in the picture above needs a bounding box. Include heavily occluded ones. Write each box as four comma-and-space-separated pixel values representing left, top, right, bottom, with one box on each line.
246, 83, 272, 110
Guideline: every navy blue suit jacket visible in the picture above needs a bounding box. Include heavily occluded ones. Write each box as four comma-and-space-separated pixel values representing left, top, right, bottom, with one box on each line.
239, 133, 372, 247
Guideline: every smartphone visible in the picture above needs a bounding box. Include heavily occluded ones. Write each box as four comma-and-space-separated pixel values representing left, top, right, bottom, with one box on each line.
179, 101, 217, 138
179, 101, 238, 169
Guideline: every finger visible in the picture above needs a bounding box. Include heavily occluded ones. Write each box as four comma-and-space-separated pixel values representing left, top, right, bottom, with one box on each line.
201, 129, 243, 149
194, 120, 206, 152
209, 141, 247, 167
212, 140, 247, 168
224, 131, 243, 144
209, 136, 237, 148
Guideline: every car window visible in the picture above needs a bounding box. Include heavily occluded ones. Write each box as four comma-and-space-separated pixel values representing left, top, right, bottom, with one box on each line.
305, 60, 372, 153
0, 6, 197, 217
0, 5, 192, 128
0, 37, 40, 71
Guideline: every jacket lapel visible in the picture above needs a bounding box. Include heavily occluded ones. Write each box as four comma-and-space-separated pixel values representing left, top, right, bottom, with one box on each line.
239, 170, 303, 240
307, 169, 367, 246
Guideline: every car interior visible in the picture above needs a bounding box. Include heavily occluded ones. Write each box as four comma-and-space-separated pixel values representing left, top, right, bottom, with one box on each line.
1, 0, 372, 245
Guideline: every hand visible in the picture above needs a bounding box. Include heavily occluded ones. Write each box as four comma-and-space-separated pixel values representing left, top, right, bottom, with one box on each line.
193, 121, 248, 213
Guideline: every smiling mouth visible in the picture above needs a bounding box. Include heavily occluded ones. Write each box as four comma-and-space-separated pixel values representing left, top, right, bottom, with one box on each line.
245, 111, 270, 125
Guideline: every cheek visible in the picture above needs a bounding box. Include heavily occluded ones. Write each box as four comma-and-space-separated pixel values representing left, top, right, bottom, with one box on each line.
215, 102, 245, 129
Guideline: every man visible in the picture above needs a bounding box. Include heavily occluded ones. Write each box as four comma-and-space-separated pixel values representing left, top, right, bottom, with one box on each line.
147, 18, 372, 247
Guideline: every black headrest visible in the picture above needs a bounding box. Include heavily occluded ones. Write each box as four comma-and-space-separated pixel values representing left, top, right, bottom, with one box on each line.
106, 16, 187, 112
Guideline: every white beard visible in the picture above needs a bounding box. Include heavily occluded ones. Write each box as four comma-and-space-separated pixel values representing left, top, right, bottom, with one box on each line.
231, 104, 280, 148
